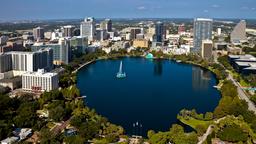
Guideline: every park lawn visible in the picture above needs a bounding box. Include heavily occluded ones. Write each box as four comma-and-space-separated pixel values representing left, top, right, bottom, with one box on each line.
178, 116, 213, 130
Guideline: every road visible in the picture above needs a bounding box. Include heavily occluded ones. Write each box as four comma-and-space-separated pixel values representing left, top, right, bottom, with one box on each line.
213, 51, 256, 114
51, 118, 71, 136
227, 72, 256, 114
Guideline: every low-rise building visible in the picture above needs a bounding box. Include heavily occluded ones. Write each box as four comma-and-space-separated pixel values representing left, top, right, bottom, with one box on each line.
22, 69, 59, 92
133, 39, 149, 48
228, 54, 256, 75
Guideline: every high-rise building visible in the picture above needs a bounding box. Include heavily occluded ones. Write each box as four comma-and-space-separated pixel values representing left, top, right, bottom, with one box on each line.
154, 21, 165, 43
22, 69, 59, 92
80, 17, 96, 41
100, 19, 112, 32
130, 28, 141, 40
193, 18, 213, 53
96, 29, 108, 41
0, 54, 12, 73
31, 38, 71, 65
201, 40, 213, 60
8, 48, 53, 72
58, 38, 71, 65
0, 36, 9, 45
63, 25, 75, 38
71, 36, 88, 54
0, 48, 53, 80
217, 28, 222, 36
33, 27, 44, 40
230, 20, 247, 43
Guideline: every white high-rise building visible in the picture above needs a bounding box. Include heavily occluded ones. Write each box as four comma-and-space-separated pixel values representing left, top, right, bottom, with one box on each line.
80, 17, 96, 41
0, 48, 53, 79
193, 18, 213, 53
217, 28, 222, 36
22, 69, 59, 92
231, 20, 247, 43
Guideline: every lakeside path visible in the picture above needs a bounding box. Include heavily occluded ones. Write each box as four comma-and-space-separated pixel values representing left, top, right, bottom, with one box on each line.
213, 52, 256, 114
227, 71, 256, 114
72, 60, 95, 74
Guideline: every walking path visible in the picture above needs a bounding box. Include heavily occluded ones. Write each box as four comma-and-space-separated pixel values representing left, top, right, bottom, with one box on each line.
197, 117, 226, 144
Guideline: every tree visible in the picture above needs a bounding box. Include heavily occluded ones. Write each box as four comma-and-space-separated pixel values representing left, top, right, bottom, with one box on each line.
217, 124, 248, 142
14, 102, 39, 128
49, 105, 66, 122
64, 136, 85, 144
204, 112, 213, 120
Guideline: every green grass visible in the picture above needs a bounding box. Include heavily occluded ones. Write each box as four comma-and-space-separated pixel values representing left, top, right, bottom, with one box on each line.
178, 116, 213, 129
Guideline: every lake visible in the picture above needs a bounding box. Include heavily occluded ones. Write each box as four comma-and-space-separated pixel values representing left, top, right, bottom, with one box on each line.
77, 57, 221, 136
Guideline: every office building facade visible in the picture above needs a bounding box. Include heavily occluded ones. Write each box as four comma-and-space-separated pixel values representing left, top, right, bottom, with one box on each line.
33, 27, 44, 40
100, 19, 112, 32
80, 17, 96, 41
231, 20, 247, 43
63, 25, 75, 38
201, 40, 213, 60
193, 18, 213, 53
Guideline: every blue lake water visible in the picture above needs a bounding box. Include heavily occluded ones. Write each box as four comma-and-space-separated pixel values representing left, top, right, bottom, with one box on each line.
77, 57, 221, 136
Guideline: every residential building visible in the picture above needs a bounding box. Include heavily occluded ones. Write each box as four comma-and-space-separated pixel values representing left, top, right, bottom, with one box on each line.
201, 40, 213, 60
63, 25, 75, 37
33, 27, 44, 40
0, 48, 53, 79
80, 17, 96, 41
31, 38, 71, 65
130, 28, 141, 40
231, 20, 247, 43
71, 36, 88, 54
193, 18, 213, 53
22, 69, 59, 92
0, 36, 8, 45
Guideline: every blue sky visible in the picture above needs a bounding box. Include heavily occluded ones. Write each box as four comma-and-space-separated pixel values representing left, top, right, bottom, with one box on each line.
1, 0, 256, 20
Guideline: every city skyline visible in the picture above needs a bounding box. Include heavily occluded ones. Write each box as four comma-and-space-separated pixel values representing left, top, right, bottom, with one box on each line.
1, 0, 256, 20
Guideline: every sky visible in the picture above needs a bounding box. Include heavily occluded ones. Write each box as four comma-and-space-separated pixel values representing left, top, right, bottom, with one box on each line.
1, 0, 256, 20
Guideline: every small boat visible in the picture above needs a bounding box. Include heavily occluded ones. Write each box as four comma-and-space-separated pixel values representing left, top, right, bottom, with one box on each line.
176, 60, 182, 63
116, 61, 126, 78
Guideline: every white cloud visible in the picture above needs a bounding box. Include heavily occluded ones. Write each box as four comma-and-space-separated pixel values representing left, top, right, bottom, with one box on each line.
241, 6, 249, 10
212, 4, 220, 8
137, 6, 146, 10
203, 10, 209, 13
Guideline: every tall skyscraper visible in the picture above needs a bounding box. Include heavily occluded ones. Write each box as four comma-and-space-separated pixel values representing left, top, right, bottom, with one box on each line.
100, 19, 112, 32
80, 17, 96, 41
193, 18, 213, 53
230, 20, 247, 43
63, 25, 75, 38
58, 38, 71, 65
33, 27, 44, 41
154, 21, 165, 43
